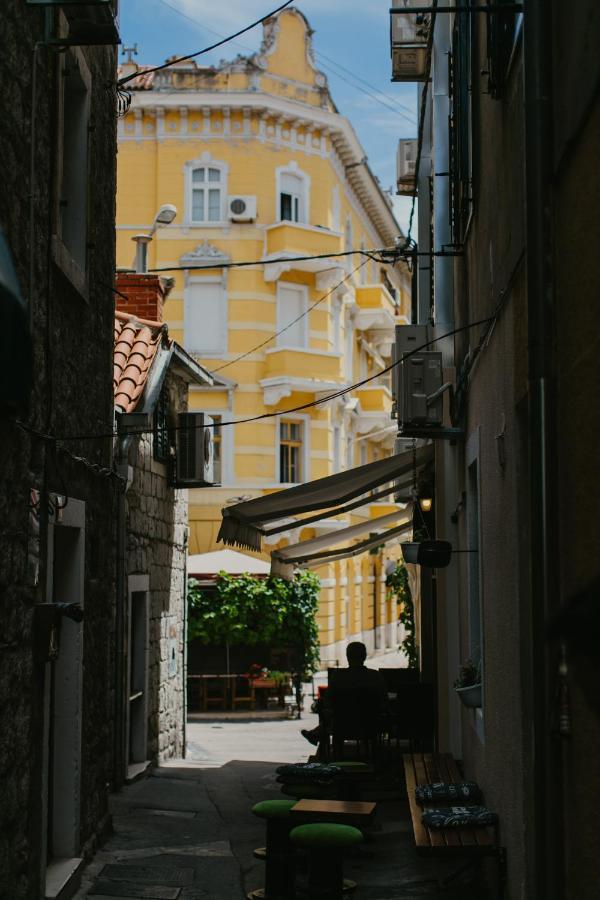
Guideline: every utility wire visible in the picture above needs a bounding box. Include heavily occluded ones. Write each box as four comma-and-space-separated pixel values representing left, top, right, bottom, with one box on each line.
16, 315, 495, 445
150, 0, 417, 127
212, 259, 368, 372
317, 56, 417, 127
135, 246, 394, 275
118, 0, 295, 87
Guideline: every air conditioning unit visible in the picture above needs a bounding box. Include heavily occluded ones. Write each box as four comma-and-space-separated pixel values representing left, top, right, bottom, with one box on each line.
175, 412, 216, 487
395, 323, 428, 417
390, 1, 431, 82
397, 139, 418, 195
401, 351, 444, 427
227, 195, 257, 222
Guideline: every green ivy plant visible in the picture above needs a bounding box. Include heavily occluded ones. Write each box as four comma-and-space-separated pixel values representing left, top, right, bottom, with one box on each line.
386, 562, 419, 669
187, 570, 321, 679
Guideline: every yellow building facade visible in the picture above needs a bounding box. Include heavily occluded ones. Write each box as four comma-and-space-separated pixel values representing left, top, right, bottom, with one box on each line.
116, 8, 412, 661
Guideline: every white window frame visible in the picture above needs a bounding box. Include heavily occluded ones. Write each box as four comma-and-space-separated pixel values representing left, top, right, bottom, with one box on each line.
184, 152, 228, 226
276, 281, 309, 349
276, 161, 310, 225
276, 414, 310, 485
184, 274, 227, 357
205, 409, 234, 485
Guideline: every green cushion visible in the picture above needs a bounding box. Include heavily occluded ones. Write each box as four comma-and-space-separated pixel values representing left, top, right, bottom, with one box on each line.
251, 799, 297, 820
330, 761, 368, 769
290, 823, 364, 849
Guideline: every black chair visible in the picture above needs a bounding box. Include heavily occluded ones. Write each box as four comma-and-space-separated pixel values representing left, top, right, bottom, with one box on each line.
329, 686, 385, 761
378, 667, 420, 693
386, 683, 435, 752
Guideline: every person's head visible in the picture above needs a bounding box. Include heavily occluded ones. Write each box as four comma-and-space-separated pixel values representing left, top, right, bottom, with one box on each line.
346, 641, 367, 667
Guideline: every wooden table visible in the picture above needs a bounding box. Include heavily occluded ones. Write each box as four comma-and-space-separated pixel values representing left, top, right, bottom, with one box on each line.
290, 798, 376, 827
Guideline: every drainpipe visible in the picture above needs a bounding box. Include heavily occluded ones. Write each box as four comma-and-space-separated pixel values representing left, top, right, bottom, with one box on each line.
431, 12, 460, 758
523, 1, 561, 896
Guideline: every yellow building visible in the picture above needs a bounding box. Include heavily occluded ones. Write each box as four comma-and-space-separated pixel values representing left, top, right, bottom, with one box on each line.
116, 8, 412, 661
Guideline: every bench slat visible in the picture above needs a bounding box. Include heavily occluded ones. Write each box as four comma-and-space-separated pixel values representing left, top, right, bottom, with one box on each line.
404, 751, 433, 848
403, 752, 497, 855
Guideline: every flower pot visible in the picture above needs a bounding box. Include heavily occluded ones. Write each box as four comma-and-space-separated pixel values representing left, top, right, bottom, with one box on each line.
454, 683, 482, 708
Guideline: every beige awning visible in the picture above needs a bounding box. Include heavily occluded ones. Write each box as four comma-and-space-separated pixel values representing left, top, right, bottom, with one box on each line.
218, 444, 432, 551
272, 519, 414, 579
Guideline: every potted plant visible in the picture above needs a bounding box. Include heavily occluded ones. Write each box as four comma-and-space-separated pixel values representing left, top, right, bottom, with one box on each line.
454, 658, 482, 708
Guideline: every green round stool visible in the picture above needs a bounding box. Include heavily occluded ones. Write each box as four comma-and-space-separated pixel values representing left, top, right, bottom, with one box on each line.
248, 799, 297, 900
290, 823, 363, 900
280, 782, 337, 801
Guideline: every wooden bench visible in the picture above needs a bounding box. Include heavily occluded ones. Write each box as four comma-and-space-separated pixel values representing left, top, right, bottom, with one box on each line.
403, 752, 507, 895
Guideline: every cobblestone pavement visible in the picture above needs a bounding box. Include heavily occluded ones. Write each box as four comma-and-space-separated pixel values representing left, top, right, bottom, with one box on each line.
74, 670, 493, 899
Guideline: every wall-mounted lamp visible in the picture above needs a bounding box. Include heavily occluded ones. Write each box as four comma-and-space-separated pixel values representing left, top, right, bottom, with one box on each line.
419, 497, 433, 513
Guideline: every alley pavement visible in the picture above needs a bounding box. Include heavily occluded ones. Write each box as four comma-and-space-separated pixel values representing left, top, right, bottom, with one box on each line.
74, 703, 491, 900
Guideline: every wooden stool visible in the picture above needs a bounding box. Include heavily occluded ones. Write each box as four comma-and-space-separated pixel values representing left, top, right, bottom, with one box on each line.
289, 823, 363, 900
249, 799, 297, 900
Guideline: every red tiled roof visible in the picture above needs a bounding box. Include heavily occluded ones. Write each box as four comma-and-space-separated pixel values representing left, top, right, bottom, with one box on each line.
118, 65, 156, 90
114, 310, 168, 413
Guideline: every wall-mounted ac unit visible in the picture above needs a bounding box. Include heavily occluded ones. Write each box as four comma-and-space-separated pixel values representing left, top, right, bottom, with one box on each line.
390, 1, 431, 82
401, 351, 444, 427
397, 139, 418, 195
175, 412, 216, 487
227, 196, 257, 222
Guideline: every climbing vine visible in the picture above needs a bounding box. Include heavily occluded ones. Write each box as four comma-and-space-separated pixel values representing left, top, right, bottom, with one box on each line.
187, 570, 321, 678
386, 562, 419, 669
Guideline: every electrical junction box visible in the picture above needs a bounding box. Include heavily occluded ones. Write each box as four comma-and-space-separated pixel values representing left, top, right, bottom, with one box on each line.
401, 351, 443, 427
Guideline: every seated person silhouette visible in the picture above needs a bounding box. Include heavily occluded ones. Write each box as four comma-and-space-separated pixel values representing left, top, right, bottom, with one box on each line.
301, 641, 388, 746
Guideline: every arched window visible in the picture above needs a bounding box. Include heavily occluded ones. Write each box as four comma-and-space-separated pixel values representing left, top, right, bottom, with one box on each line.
185, 155, 228, 224
276, 163, 310, 224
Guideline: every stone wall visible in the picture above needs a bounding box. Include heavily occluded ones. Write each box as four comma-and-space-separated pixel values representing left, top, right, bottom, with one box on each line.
125, 372, 189, 762
0, 3, 117, 897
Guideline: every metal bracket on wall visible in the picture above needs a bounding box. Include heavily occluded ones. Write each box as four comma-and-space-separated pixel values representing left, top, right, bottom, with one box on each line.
398, 426, 464, 441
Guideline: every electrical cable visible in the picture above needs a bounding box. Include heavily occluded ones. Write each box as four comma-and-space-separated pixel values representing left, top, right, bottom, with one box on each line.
133, 246, 394, 275
212, 258, 368, 372
150, 0, 417, 127
117, 0, 295, 87
15, 314, 496, 445
317, 57, 417, 128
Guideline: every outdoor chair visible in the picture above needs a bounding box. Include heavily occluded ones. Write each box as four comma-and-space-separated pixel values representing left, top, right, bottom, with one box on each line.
328, 686, 384, 762
290, 822, 363, 900
248, 799, 297, 900
231, 675, 256, 710
202, 674, 229, 711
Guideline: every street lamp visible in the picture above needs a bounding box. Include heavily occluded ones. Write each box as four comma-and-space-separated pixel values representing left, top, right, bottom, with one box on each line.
132, 204, 177, 273
419, 497, 433, 513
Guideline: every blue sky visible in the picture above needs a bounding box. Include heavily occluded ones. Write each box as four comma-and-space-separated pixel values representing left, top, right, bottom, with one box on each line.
119, 0, 418, 234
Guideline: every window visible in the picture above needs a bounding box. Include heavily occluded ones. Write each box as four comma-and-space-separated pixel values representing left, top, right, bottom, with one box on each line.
190, 165, 224, 223
212, 415, 222, 483
153, 386, 170, 463
360, 240, 367, 284
54, 48, 91, 292
185, 279, 226, 356
276, 282, 307, 348
280, 172, 302, 222
344, 216, 353, 272
450, 12, 473, 241
276, 163, 309, 224
280, 420, 303, 484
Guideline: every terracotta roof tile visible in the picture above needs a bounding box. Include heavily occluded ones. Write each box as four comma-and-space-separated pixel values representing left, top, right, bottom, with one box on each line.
113, 311, 168, 413
117, 65, 156, 90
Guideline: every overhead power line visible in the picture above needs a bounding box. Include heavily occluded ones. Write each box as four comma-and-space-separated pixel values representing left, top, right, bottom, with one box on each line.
16, 314, 497, 446
118, 0, 295, 87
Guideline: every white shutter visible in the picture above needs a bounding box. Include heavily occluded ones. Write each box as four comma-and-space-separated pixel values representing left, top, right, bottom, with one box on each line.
186, 281, 225, 355
276, 284, 306, 348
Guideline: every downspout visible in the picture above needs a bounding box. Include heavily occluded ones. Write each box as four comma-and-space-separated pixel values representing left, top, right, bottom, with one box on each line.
114, 434, 133, 788
523, 1, 561, 896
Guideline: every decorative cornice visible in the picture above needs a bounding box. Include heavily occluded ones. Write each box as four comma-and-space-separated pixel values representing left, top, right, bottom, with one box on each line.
179, 240, 230, 266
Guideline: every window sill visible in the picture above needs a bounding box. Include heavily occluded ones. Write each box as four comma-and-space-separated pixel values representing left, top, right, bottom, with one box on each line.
52, 237, 88, 302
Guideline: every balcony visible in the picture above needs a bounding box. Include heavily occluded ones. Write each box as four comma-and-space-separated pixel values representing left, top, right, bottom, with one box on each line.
263, 223, 343, 288
260, 347, 344, 405
354, 284, 398, 356
354, 384, 394, 435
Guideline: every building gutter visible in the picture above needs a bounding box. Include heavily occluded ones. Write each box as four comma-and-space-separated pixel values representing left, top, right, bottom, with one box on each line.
523, 1, 562, 896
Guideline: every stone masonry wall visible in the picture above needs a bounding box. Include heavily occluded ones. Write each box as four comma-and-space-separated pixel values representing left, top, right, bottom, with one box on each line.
0, 3, 118, 897
125, 372, 189, 762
